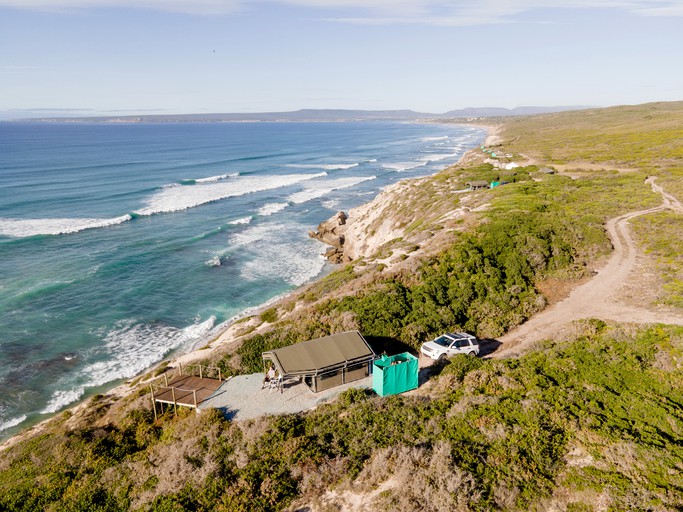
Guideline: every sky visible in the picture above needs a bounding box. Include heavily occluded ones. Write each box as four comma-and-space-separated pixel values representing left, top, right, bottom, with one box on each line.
1, 0, 682, 118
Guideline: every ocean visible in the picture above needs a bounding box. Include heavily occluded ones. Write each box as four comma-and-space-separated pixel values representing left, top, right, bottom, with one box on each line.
0, 121, 485, 440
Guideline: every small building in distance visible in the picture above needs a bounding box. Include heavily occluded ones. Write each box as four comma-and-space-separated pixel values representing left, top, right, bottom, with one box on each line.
467, 180, 490, 190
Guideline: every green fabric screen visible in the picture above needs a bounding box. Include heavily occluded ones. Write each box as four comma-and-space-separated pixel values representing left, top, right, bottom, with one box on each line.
372, 353, 419, 397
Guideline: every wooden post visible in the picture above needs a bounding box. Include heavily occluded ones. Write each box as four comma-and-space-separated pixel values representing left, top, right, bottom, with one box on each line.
218, 368, 222, 381
193, 390, 198, 409
199, 365, 203, 379
171, 387, 177, 416
164, 373, 168, 387
178, 363, 182, 376
151, 385, 157, 421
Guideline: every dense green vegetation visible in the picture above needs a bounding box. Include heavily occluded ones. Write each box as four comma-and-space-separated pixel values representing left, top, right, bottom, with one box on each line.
1, 324, 681, 510
221, 169, 657, 376
632, 210, 683, 308
2, 101, 682, 511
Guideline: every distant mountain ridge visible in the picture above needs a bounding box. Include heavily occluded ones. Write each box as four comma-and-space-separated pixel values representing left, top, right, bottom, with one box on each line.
10, 106, 592, 123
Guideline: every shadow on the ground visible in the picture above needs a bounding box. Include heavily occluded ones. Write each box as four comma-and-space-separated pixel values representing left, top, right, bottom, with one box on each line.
478, 338, 504, 357
365, 335, 417, 357
417, 364, 441, 386
217, 406, 237, 421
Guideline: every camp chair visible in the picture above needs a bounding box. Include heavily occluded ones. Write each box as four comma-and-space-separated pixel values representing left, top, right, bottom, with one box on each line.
269, 375, 283, 394
262, 367, 277, 389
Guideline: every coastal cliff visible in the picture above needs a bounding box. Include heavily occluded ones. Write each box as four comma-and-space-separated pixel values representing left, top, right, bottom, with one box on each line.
4, 102, 683, 511
308, 211, 349, 263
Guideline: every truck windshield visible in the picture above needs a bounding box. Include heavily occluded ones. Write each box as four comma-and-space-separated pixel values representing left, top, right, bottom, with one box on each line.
433, 335, 452, 347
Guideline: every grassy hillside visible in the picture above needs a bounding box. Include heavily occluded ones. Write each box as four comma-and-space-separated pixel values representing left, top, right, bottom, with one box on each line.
1, 101, 682, 511
1, 324, 681, 511
501, 101, 683, 172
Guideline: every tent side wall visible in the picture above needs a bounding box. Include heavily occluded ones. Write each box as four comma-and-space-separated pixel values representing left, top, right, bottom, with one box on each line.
311, 361, 372, 392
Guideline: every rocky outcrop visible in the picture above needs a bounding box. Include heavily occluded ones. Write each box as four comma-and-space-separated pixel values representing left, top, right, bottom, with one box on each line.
308, 211, 351, 263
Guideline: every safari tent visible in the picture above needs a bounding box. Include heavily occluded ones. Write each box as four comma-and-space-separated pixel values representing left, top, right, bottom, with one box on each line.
372, 353, 419, 397
467, 180, 489, 190
262, 330, 375, 393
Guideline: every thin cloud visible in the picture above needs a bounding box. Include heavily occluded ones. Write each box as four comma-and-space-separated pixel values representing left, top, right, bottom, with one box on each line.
0, 0, 245, 14
1, 0, 682, 23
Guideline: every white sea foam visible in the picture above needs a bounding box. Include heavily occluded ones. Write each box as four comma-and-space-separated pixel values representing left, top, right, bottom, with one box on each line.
365, 158, 378, 163
195, 172, 238, 183
228, 223, 276, 249
285, 163, 359, 170
422, 135, 449, 142
0, 214, 132, 238
419, 152, 460, 163
321, 199, 340, 210
42, 388, 84, 414
135, 172, 325, 216
41, 317, 217, 414
0, 414, 27, 432
239, 226, 327, 286
228, 216, 252, 225
381, 162, 428, 172
258, 202, 289, 216
287, 176, 376, 204
205, 255, 222, 267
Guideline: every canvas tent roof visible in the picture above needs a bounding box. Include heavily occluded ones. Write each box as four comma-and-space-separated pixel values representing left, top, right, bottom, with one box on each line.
262, 331, 375, 377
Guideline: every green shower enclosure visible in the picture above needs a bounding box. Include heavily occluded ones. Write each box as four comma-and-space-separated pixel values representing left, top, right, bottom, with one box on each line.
372, 353, 419, 397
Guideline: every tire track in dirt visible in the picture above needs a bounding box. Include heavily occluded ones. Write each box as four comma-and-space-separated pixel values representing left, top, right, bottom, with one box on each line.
495, 177, 683, 357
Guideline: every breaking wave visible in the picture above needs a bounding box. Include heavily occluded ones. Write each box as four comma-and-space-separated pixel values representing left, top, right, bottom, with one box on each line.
258, 202, 289, 216
135, 172, 326, 216
381, 161, 428, 172
228, 216, 252, 225
287, 176, 376, 204
0, 214, 133, 238
195, 172, 239, 183
0, 414, 27, 433
41, 317, 217, 414
285, 163, 359, 171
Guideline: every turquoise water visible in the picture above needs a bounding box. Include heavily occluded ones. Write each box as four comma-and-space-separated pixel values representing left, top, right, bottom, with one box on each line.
0, 121, 485, 439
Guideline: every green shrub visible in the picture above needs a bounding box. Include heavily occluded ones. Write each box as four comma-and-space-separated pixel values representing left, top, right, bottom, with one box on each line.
259, 307, 278, 323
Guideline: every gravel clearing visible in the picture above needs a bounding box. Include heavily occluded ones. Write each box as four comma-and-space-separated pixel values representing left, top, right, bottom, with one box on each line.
199, 373, 372, 420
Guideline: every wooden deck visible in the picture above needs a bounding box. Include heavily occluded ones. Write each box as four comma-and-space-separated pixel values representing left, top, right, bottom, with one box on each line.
153, 375, 223, 408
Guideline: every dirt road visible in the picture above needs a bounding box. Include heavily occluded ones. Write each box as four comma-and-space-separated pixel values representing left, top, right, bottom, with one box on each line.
496, 177, 683, 356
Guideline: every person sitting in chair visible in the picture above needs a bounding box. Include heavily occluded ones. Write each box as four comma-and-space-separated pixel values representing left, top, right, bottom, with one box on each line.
263, 365, 277, 388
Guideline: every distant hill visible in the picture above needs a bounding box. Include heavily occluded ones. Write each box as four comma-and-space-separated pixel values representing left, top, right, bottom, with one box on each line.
11, 106, 592, 123
441, 105, 593, 117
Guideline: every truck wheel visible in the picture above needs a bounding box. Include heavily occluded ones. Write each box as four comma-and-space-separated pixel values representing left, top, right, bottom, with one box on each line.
438, 354, 446, 363
468, 351, 476, 357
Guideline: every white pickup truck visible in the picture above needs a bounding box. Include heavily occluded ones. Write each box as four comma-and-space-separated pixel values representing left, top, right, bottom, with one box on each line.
420, 332, 479, 361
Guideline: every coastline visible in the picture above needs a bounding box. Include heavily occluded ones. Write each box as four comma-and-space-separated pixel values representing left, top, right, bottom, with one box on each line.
168, 123, 497, 368
0, 123, 496, 452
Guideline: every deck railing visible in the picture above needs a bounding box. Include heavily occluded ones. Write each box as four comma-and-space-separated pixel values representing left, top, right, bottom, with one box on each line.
149, 363, 224, 419
177, 363, 223, 381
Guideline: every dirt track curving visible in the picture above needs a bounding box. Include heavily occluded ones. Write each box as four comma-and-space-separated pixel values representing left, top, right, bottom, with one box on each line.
495, 177, 683, 357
